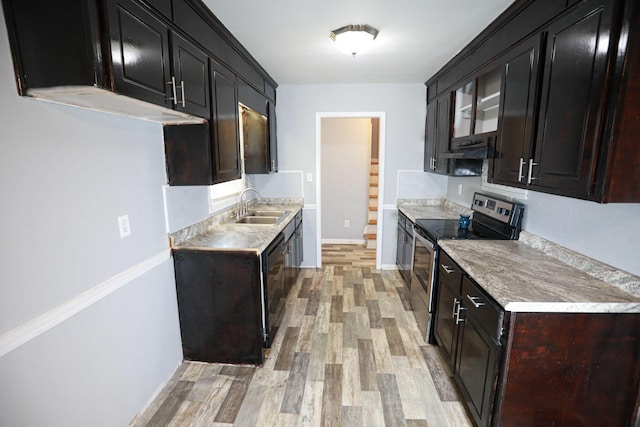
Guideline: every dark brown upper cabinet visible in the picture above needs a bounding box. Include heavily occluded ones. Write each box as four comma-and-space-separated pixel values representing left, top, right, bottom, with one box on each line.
240, 81, 277, 175
424, 99, 437, 172
163, 60, 241, 186
171, 32, 211, 119
424, 91, 452, 174
494, 0, 638, 202
106, 0, 173, 108
435, 95, 452, 174
108, 0, 210, 119
164, 123, 212, 186
492, 35, 543, 186
426, 0, 639, 202
210, 60, 241, 184
267, 100, 278, 173
450, 66, 501, 153
2, 0, 206, 124
530, 0, 615, 200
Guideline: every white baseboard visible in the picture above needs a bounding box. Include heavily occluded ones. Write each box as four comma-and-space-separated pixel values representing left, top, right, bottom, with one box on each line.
0, 249, 171, 357
380, 264, 400, 270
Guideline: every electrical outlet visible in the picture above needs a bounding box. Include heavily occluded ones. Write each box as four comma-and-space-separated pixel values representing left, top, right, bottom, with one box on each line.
306, 173, 313, 182
457, 184, 463, 196
118, 215, 131, 238
344, 220, 350, 228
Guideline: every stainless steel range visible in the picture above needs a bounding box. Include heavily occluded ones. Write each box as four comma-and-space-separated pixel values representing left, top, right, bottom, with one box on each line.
410, 192, 525, 343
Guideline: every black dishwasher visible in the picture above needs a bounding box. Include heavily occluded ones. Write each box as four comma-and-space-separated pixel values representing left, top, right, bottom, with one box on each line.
262, 233, 285, 347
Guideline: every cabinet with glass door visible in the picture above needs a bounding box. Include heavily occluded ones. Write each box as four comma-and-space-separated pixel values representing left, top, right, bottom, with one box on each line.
451, 67, 502, 155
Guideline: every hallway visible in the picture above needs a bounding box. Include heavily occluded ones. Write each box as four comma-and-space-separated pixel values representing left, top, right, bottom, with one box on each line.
131, 245, 473, 426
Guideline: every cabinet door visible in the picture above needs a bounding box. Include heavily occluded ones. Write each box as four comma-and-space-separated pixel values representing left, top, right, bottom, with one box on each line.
106, 0, 172, 107
456, 316, 501, 427
434, 280, 458, 367
268, 100, 278, 172
163, 123, 212, 185
396, 223, 404, 268
171, 33, 210, 119
402, 225, 414, 281
424, 101, 437, 171
295, 224, 303, 266
435, 95, 451, 174
493, 35, 542, 185
210, 60, 241, 183
452, 81, 474, 138
532, 0, 613, 198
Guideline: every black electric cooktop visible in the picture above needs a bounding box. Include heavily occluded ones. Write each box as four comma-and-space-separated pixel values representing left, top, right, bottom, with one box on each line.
414, 218, 501, 242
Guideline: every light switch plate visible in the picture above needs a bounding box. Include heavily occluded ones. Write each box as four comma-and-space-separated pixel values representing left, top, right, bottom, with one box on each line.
306, 173, 313, 182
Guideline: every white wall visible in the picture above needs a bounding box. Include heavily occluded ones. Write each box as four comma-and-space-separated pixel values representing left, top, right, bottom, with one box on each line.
447, 173, 640, 277
321, 117, 371, 241
0, 9, 182, 425
271, 83, 447, 267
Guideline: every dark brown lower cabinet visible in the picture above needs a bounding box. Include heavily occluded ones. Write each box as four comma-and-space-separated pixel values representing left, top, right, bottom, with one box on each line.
496, 312, 640, 426
283, 212, 303, 294
434, 250, 640, 426
395, 212, 413, 286
435, 264, 502, 427
172, 249, 264, 364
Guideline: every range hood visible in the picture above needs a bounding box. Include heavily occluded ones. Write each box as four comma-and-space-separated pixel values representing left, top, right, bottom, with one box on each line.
441, 131, 496, 159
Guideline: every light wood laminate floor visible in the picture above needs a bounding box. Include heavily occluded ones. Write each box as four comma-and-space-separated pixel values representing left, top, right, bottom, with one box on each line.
130, 245, 474, 427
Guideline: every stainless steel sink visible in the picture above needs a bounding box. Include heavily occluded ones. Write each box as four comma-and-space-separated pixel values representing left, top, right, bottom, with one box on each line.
235, 216, 280, 224
248, 210, 289, 217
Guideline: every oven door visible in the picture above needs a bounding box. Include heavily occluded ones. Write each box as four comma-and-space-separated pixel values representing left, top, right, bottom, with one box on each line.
410, 228, 437, 343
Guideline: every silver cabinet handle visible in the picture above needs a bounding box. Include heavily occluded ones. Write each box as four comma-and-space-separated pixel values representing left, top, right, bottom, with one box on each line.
271, 159, 276, 171
455, 302, 467, 325
527, 159, 538, 184
466, 294, 486, 308
452, 298, 459, 318
442, 265, 455, 274
166, 76, 177, 105
180, 80, 186, 107
518, 158, 525, 182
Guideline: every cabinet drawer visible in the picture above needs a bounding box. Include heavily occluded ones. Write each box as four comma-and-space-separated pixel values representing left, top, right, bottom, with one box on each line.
438, 251, 463, 294
461, 276, 503, 341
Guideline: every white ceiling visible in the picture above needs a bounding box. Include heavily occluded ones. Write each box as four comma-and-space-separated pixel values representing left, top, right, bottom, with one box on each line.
202, 0, 515, 85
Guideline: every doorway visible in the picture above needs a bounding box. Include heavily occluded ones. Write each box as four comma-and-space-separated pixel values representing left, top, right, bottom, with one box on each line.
315, 112, 386, 269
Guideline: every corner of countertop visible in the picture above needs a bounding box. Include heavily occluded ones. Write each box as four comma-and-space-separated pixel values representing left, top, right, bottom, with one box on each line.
518, 230, 640, 298
396, 198, 472, 222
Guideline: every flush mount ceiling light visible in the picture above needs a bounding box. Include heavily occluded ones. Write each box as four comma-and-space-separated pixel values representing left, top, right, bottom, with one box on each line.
330, 24, 379, 57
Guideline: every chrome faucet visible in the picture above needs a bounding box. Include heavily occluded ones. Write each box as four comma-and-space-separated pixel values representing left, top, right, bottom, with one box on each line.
238, 187, 261, 217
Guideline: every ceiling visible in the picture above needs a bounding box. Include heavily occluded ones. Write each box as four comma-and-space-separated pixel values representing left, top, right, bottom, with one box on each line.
202, 0, 515, 85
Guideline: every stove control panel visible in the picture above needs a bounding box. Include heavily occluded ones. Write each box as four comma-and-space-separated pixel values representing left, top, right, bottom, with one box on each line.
472, 193, 524, 227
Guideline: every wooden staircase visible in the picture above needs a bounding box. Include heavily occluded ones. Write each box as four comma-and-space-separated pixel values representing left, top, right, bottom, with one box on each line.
364, 159, 378, 249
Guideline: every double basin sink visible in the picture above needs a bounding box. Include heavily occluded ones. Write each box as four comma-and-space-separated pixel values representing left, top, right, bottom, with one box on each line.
234, 210, 290, 225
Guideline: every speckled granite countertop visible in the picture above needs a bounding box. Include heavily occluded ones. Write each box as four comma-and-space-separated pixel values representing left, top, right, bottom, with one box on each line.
438, 240, 640, 313
397, 199, 471, 223
171, 202, 303, 254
